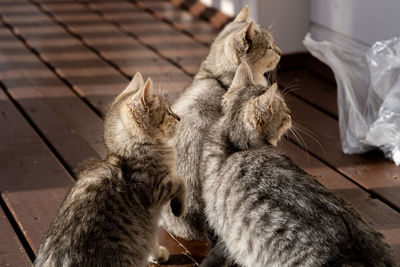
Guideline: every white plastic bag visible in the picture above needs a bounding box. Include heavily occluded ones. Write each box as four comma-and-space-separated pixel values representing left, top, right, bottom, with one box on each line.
303, 33, 400, 165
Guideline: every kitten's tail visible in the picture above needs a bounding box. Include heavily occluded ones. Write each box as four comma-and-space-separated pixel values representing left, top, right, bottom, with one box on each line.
349, 222, 395, 267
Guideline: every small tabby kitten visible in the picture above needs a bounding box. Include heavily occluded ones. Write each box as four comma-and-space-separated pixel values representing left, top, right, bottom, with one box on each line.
161, 5, 282, 240
35, 73, 186, 267
200, 63, 394, 267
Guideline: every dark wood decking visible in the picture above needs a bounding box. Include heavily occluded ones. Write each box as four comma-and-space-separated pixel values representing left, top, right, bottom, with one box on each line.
0, 0, 399, 266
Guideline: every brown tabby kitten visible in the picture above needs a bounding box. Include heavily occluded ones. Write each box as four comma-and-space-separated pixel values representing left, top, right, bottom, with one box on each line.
34, 73, 186, 267
200, 63, 394, 267
161, 5, 282, 240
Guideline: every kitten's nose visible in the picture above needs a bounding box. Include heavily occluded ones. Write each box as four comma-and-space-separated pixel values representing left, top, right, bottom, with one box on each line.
273, 46, 282, 56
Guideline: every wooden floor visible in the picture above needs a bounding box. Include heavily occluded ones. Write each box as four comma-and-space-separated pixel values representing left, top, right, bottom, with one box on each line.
0, 0, 399, 266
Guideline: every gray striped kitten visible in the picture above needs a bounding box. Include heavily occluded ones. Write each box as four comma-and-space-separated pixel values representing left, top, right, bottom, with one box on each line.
35, 73, 186, 267
161, 5, 282, 240
200, 63, 394, 267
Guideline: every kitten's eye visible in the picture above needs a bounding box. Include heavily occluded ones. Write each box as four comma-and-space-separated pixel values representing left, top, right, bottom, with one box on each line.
267, 44, 272, 50
167, 107, 180, 121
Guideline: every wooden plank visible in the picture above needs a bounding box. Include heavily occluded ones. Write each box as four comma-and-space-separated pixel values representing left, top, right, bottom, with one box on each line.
279, 139, 400, 263
0, 25, 106, 168
172, 235, 209, 263
303, 54, 335, 83
167, 0, 231, 29
84, 0, 209, 75
154, 229, 198, 266
32, 0, 192, 103
285, 93, 400, 209
135, 0, 218, 45
0, 0, 127, 113
279, 69, 338, 118
278, 52, 336, 83
0, 88, 73, 252
0, 208, 32, 266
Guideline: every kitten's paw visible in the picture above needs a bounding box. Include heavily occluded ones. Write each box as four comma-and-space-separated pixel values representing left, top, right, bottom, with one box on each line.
158, 246, 169, 263
170, 197, 185, 217
149, 246, 169, 264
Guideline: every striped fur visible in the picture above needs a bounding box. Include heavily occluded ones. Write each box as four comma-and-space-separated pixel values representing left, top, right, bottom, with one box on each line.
200, 64, 395, 267
35, 73, 186, 267
161, 5, 282, 240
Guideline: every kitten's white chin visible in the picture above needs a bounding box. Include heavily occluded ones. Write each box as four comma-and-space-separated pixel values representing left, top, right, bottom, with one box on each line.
254, 74, 268, 86
270, 139, 278, 146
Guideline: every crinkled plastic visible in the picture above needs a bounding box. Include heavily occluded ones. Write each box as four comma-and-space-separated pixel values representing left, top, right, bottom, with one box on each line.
303, 33, 400, 165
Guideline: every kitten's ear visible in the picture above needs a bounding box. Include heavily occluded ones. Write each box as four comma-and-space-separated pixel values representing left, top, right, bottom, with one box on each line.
231, 62, 254, 89
140, 78, 153, 107
132, 78, 153, 112
235, 21, 255, 52
123, 72, 144, 94
256, 83, 278, 112
234, 5, 251, 23
225, 21, 255, 64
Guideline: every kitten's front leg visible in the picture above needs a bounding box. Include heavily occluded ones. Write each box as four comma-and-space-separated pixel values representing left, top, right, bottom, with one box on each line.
200, 226, 230, 267
200, 241, 229, 267
149, 235, 169, 264
170, 176, 187, 217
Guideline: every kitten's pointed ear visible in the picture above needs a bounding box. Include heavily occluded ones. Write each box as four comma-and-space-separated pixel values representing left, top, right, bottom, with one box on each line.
140, 78, 153, 107
244, 21, 255, 41
231, 62, 254, 89
257, 83, 278, 111
234, 5, 251, 23
226, 21, 255, 64
235, 21, 255, 52
130, 78, 153, 115
123, 72, 144, 94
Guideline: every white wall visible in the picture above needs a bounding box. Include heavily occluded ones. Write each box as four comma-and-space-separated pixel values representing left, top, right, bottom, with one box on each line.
201, 0, 400, 54
200, 0, 310, 54
310, 0, 400, 46
257, 0, 309, 54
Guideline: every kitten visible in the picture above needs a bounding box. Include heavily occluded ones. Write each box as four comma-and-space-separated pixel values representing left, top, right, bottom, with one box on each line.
161, 5, 282, 240
200, 63, 394, 267
34, 73, 186, 267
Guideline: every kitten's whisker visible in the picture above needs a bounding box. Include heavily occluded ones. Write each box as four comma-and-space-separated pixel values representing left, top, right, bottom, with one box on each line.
293, 122, 320, 142
279, 83, 294, 91
282, 83, 298, 91
268, 23, 276, 35
289, 127, 308, 153
271, 68, 277, 82
281, 81, 298, 89
265, 68, 277, 84
162, 84, 169, 98
293, 123, 326, 155
283, 88, 298, 97
281, 84, 299, 97
284, 80, 298, 88
288, 128, 311, 166
156, 76, 170, 98
158, 76, 164, 96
